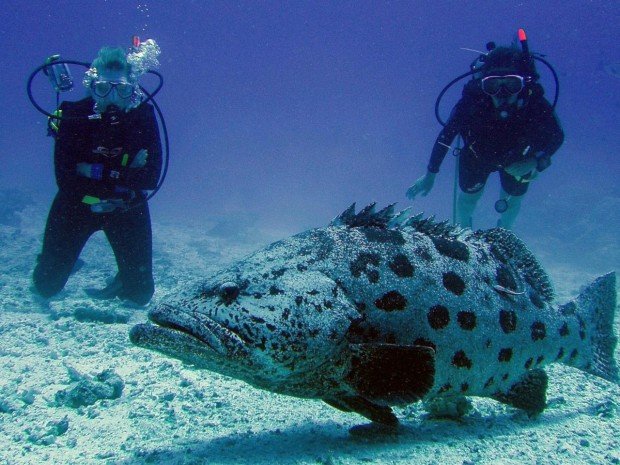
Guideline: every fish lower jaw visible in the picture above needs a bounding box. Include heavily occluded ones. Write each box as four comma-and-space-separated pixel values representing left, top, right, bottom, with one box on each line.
148, 305, 249, 358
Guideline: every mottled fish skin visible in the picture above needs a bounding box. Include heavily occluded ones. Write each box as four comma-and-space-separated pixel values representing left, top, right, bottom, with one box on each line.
130, 204, 618, 425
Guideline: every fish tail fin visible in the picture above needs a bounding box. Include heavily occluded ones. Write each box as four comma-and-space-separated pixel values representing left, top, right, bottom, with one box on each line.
568, 272, 618, 384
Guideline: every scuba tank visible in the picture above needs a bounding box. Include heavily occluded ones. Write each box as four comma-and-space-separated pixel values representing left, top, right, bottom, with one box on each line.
43, 55, 74, 93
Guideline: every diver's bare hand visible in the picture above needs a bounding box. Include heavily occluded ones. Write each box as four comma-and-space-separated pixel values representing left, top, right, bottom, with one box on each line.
406, 172, 436, 200
504, 158, 537, 179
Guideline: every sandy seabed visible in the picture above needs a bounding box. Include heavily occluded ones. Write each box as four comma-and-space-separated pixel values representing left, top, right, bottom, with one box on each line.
0, 202, 619, 465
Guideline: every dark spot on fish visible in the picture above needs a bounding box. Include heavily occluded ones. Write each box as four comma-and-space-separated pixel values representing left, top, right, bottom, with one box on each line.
389, 254, 414, 278
452, 350, 472, 369
496, 265, 517, 291
324, 300, 333, 309
531, 322, 546, 341
569, 349, 578, 361
561, 302, 577, 316
250, 316, 265, 324
501, 373, 509, 381
415, 247, 433, 262
296, 264, 307, 272
253, 293, 263, 299
271, 268, 287, 278
312, 304, 323, 313
414, 338, 436, 352
271, 342, 279, 350
578, 316, 586, 340
266, 323, 276, 332
331, 286, 338, 298
282, 308, 290, 320
439, 383, 452, 394
529, 291, 545, 309
375, 291, 407, 311
242, 323, 253, 336
428, 305, 450, 329
295, 296, 303, 306
524, 358, 533, 369
499, 309, 517, 333
350, 253, 379, 277
269, 286, 283, 295
350, 253, 381, 282
347, 319, 365, 339
536, 355, 544, 365
267, 305, 276, 312
556, 348, 565, 360
307, 289, 319, 296
485, 339, 492, 348
362, 228, 405, 245
355, 302, 366, 312
457, 311, 476, 330
559, 322, 569, 337
484, 377, 495, 389
498, 348, 513, 362
461, 383, 469, 393
431, 237, 470, 262
309, 329, 320, 338
262, 273, 269, 279
443, 272, 466, 296
256, 338, 266, 351
367, 270, 380, 283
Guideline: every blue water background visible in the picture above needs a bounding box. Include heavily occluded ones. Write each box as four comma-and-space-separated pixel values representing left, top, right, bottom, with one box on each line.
0, 0, 618, 272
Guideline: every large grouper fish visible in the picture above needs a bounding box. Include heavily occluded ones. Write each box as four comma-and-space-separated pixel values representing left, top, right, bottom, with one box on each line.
130, 204, 618, 425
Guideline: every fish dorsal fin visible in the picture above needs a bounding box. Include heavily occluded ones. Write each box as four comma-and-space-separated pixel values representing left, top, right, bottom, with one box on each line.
330, 202, 393, 228
403, 215, 467, 239
330, 203, 465, 238
475, 228, 554, 302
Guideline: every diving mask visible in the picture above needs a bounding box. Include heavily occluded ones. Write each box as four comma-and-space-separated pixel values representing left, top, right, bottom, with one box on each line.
481, 75, 524, 96
90, 80, 135, 99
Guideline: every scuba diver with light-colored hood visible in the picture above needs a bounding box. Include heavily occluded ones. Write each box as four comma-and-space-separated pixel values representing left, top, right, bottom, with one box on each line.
30, 39, 166, 306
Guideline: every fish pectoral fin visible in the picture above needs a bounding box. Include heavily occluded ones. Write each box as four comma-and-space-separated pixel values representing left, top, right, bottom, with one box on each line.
492, 368, 548, 417
345, 343, 435, 406
323, 396, 398, 426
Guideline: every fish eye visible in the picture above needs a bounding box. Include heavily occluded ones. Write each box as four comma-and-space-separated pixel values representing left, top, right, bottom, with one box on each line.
218, 282, 240, 305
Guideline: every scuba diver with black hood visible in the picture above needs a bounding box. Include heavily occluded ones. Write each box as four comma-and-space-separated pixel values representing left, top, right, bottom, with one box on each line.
31, 40, 165, 306
407, 30, 564, 229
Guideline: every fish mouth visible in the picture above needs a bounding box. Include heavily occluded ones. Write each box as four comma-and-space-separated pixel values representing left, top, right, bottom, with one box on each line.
130, 304, 250, 360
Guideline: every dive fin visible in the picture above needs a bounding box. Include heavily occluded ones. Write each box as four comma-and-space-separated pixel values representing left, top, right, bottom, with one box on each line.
345, 343, 435, 405
85, 273, 123, 300
493, 368, 548, 416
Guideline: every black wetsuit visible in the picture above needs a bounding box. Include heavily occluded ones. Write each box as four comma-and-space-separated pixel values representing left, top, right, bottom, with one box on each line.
428, 81, 563, 196
33, 97, 162, 304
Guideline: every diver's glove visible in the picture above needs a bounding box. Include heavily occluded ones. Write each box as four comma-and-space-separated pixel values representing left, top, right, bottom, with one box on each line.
406, 171, 436, 200
76, 163, 104, 180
